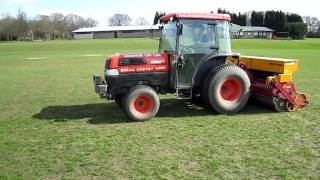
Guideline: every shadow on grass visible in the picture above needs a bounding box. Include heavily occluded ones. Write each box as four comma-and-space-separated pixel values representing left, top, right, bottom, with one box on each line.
33, 102, 131, 124
33, 98, 275, 124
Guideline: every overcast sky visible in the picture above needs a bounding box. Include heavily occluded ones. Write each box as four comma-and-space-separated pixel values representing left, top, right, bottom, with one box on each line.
0, 0, 319, 26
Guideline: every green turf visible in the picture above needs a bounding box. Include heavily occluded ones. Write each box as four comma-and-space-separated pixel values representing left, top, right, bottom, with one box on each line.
0, 38, 319, 179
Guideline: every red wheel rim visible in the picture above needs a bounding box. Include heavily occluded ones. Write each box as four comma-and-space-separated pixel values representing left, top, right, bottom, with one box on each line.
220, 78, 243, 102
133, 95, 154, 113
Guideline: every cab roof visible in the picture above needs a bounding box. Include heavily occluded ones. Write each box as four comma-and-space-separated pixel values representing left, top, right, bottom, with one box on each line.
160, 13, 231, 23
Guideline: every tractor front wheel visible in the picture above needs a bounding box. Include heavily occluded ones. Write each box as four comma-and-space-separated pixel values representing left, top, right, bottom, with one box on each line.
203, 64, 251, 114
123, 85, 160, 121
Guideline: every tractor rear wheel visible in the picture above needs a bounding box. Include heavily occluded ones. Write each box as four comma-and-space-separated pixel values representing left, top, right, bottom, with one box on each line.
203, 64, 250, 114
123, 85, 160, 121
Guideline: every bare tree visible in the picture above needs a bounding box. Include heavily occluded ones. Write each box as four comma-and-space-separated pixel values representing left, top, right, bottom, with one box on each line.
64, 14, 85, 31
30, 15, 51, 40
0, 15, 18, 41
108, 14, 132, 26
0, 10, 97, 41
63, 14, 98, 38
303, 16, 319, 32
50, 13, 66, 39
135, 17, 150, 26
84, 17, 98, 27
16, 9, 28, 40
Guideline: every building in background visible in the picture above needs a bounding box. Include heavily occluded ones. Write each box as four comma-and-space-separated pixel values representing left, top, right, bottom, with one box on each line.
72, 25, 160, 39
73, 24, 274, 40
231, 23, 274, 39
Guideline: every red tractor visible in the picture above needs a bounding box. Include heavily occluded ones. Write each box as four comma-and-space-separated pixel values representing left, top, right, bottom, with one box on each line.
93, 13, 308, 121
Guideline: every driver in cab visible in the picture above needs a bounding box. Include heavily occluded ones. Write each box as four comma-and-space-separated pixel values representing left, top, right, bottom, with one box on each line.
191, 24, 211, 45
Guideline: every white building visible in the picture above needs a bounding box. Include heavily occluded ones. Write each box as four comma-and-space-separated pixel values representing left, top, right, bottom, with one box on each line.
231, 23, 275, 39
72, 25, 160, 39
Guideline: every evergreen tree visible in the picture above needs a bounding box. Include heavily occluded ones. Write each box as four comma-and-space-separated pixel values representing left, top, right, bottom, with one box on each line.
265, 11, 286, 32
276, 11, 287, 32
231, 13, 238, 25
287, 13, 303, 23
251, 11, 264, 26
286, 22, 307, 39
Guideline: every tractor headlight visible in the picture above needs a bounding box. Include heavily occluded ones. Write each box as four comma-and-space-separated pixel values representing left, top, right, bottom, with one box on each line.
105, 69, 119, 76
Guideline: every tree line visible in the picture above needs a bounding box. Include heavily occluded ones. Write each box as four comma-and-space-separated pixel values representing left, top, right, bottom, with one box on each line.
0, 9, 97, 41
1, 10, 318, 41
217, 9, 247, 26
107, 14, 150, 26
0, 11, 151, 41
218, 8, 308, 39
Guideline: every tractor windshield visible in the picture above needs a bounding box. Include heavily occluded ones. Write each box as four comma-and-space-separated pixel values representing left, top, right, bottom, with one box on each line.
178, 19, 231, 54
159, 20, 231, 54
159, 21, 177, 53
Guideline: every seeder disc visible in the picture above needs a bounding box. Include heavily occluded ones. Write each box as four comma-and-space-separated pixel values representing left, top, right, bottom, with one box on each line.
295, 93, 308, 109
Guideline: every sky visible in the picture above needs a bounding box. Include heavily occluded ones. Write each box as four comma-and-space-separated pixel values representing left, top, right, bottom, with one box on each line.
0, 0, 319, 26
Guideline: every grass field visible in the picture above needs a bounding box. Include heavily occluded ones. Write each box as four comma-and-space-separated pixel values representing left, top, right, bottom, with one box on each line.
0, 38, 319, 179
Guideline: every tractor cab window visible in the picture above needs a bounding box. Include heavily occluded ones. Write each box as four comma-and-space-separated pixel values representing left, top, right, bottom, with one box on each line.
178, 20, 231, 54
178, 20, 216, 54
216, 21, 231, 53
159, 21, 177, 53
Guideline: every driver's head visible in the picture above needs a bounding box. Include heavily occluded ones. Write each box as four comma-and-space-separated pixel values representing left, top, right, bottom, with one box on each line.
192, 24, 204, 35
192, 24, 204, 43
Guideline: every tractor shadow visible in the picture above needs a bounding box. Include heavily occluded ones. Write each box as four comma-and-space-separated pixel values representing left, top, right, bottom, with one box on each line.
158, 98, 275, 118
33, 103, 131, 124
33, 99, 275, 124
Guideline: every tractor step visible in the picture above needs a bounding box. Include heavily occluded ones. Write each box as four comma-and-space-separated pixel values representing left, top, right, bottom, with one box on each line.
176, 88, 192, 99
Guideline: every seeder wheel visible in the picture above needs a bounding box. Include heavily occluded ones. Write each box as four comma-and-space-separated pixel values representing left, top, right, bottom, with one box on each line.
295, 93, 308, 109
283, 93, 308, 112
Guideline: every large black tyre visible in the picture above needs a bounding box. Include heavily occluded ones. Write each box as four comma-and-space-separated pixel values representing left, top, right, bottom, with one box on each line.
202, 64, 250, 114
123, 85, 160, 121
201, 64, 231, 108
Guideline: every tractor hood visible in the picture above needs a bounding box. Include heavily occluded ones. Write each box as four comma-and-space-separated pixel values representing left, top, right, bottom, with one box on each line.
108, 53, 169, 73
110, 53, 168, 60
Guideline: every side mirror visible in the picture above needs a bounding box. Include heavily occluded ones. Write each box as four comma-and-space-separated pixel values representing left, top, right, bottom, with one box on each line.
177, 23, 183, 36
153, 11, 166, 25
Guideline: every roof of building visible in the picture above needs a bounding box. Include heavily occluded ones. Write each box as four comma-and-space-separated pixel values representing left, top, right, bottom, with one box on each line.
161, 13, 231, 22
231, 23, 274, 32
72, 25, 160, 33
73, 23, 274, 34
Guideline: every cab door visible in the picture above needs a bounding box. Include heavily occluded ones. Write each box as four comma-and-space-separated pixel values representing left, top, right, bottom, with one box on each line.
176, 53, 205, 88
158, 21, 178, 89
175, 22, 212, 89
176, 20, 223, 90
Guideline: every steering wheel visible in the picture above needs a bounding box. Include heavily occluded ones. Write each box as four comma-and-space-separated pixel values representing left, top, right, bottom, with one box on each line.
179, 45, 195, 54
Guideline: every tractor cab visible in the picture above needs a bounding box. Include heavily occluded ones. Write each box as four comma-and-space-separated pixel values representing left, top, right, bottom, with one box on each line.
159, 13, 233, 96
